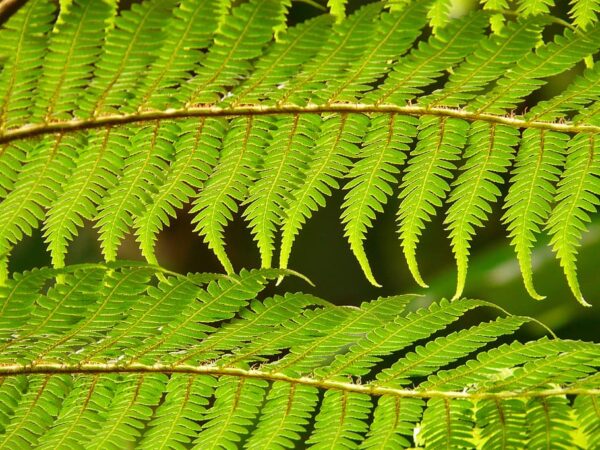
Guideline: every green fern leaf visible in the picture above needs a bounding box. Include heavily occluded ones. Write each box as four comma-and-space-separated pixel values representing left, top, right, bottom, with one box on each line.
546, 133, 599, 306
342, 114, 416, 286
527, 63, 600, 122
472, 25, 600, 114
370, 12, 488, 105
183, 0, 286, 106
1, 0, 600, 301
425, 18, 542, 108
322, 1, 429, 103
279, 113, 368, 272
231, 15, 331, 106
0, 141, 27, 200
445, 122, 518, 299
246, 381, 318, 449
138, 374, 214, 449
86, 374, 165, 450
0, 375, 72, 449
267, 295, 416, 377
79, 0, 176, 117
276, 2, 381, 105
361, 396, 423, 449
427, 0, 452, 31
328, 0, 348, 23
132, 0, 227, 111
574, 395, 600, 447
570, 0, 600, 28
0, 135, 78, 270
503, 129, 568, 300
195, 376, 268, 448
476, 397, 528, 448
0, 266, 54, 337
308, 391, 371, 448
518, 0, 554, 16
375, 316, 527, 386
33, 0, 116, 122
0, 0, 55, 130
134, 118, 224, 264
398, 117, 469, 288
43, 128, 127, 268
0, 264, 597, 448
191, 117, 271, 273
96, 122, 176, 262
244, 114, 318, 268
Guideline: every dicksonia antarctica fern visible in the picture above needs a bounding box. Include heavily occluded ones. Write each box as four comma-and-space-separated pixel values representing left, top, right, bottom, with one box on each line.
0, 263, 598, 449
0, 0, 600, 304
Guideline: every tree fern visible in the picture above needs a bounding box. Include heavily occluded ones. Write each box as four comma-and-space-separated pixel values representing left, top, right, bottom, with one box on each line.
0, 263, 598, 448
1, 2, 600, 303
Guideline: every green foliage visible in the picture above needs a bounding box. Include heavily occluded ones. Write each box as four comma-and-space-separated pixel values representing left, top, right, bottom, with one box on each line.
0, 263, 598, 448
1, 0, 599, 304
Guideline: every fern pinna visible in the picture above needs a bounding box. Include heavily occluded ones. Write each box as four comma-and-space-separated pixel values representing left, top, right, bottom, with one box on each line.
0, 263, 597, 448
0, 0, 599, 305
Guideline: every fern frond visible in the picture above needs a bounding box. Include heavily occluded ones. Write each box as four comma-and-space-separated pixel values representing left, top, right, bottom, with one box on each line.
0, 141, 27, 200
279, 113, 368, 272
397, 116, 468, 287
471, 26, 600, 114
0, 135, 78, 265
369, 12, 488, 105
574, 395, 600, 447
445, 122, 518, 300
1, 264, 598, 448
191, 116, 271, 273
43, 128, 127, 268
134, 0, 227, 110
0, 0, 55, 131
276, 2, 382, 105
95, 122, 176, 262
134, 118, 224, 264
195, 376, 268, 448
517, 0, 554, 17
427, 0, 452, 31
137, 374, 214, 449
79, 0, 176, 117
570, 0, 600, 28
322, 1, 429, 103
361, 396, 424, 448
374, 315, 528, 387
328, 0, 348, 23
476, 397, 528, 448
308, 391, 371, 448
183, 0, 287, 106
267, 295, 416, 377
1, 0, 600, 302
503, 129, 568, 300
244, 114, 317, 268
246, 381, 318, 449
33, 0, 116, 122
424, 18, 543, 108
230, 15, 331, 106
546, 133, 599, 306
341, 114, 416, 286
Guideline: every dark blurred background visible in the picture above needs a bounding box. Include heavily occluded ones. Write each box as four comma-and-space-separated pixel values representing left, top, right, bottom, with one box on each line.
7, 0, 600, 342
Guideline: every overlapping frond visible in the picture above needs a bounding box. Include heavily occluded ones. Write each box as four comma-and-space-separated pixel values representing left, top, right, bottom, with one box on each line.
0, 0, 600, 303
0, 264, 598, 448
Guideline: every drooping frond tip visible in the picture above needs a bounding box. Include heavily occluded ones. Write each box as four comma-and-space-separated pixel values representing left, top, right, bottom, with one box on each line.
0, 0, 599, 303
0, 264, 598, 448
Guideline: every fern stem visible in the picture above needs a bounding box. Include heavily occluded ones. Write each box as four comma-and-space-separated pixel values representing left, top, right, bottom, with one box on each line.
2, 361, 598, 400
1, 104, 598, 145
